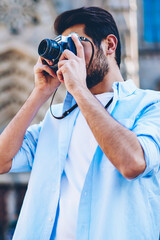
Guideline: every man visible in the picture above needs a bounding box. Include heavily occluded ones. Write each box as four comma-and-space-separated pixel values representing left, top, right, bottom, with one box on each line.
0, 6, 160, 240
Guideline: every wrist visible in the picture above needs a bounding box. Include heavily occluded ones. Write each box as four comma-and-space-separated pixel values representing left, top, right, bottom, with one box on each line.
31, 87, 56, 105
72, 86, 92, 104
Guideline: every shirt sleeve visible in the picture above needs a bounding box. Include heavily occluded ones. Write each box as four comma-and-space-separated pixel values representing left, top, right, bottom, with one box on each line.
132, 101, 160, 178
9, 122, 43, 173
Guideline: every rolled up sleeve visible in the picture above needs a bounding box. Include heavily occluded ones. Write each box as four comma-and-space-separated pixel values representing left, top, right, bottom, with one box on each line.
9, 122, 43, 173
132, 101, 160, 178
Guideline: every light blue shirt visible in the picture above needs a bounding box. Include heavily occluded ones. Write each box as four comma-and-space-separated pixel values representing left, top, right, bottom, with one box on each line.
10, 80, 160, 240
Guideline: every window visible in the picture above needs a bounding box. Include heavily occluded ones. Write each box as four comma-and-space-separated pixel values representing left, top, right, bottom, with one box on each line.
143, 0, 160, 43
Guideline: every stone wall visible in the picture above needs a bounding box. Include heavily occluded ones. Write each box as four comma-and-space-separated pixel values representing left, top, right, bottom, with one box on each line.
0, 0, 66, 134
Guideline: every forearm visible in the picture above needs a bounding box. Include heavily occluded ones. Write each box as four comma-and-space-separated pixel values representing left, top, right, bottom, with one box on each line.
0, 89, 48, 174
73, 88, 145, 179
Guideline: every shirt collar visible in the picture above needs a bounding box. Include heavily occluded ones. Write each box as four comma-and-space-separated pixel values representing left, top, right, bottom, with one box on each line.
112, 79, 137, 99
63, 91, 76, 112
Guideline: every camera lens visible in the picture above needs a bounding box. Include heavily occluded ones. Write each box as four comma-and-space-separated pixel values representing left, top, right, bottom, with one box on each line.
39, 40, 47, 55
38, 39, 61, 60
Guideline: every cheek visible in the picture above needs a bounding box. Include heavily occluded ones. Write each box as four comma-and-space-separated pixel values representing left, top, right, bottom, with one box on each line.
85, 49, 92, 64
82, 42, 93, 64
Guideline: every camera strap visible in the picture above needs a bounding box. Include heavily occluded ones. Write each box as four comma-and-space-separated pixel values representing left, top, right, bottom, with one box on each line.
80, 37, 94, 69
50, 89, 113, 119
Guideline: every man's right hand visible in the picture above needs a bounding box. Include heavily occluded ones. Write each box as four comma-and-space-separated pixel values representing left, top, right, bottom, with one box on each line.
0, 57, 61, 174
34, 57, 61, 101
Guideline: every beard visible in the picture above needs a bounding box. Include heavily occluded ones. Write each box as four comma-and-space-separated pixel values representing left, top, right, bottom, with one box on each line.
86, 47, 109, 89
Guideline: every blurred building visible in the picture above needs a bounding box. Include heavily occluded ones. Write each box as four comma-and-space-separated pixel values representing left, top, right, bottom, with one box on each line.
137, 0, 160, 90
0, 0, 159, 239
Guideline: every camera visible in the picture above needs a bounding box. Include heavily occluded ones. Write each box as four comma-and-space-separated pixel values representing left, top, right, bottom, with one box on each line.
38, 33, 79, 72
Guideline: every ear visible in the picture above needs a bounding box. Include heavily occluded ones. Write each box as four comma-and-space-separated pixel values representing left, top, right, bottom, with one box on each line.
103, 34, 118, 55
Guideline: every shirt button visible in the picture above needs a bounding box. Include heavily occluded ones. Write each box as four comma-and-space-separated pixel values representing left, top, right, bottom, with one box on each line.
84, 191, 87, 196
49, 217, 53, 222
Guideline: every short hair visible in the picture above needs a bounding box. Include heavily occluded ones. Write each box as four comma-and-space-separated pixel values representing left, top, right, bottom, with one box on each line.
54, 6, 121, 68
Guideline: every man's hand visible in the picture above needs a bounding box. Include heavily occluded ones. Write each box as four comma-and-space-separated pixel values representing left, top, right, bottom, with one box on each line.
34, 57, 61, 101
57, 34, 87, 96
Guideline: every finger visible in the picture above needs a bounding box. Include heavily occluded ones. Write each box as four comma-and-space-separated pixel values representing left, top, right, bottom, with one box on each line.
41, 57, 54, 66
37, 56, 54, 66
71, 34, 85, 59
59, 49, 77, 61
58, 59, 68, 69
34, 63, 56, 78
56, 69, 64, 82
37, 56, 43, 64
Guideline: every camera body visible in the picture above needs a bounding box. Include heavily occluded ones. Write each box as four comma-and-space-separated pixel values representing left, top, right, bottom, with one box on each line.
38, 34, 78, 72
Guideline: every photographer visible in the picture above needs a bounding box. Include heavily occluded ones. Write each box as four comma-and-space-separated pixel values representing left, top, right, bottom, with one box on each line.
0, 7, 160, 240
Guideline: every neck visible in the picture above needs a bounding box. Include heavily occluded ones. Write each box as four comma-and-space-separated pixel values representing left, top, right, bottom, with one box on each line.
90, 65, 124, 95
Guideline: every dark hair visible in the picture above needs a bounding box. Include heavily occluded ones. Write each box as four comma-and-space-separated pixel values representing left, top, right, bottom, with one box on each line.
54, 6, 121, 68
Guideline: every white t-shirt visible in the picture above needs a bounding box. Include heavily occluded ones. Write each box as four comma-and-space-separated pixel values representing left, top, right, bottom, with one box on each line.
55, 92, 114, 240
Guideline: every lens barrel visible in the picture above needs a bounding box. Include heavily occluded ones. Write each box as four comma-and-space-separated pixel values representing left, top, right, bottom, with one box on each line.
38, 39, 61, 60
